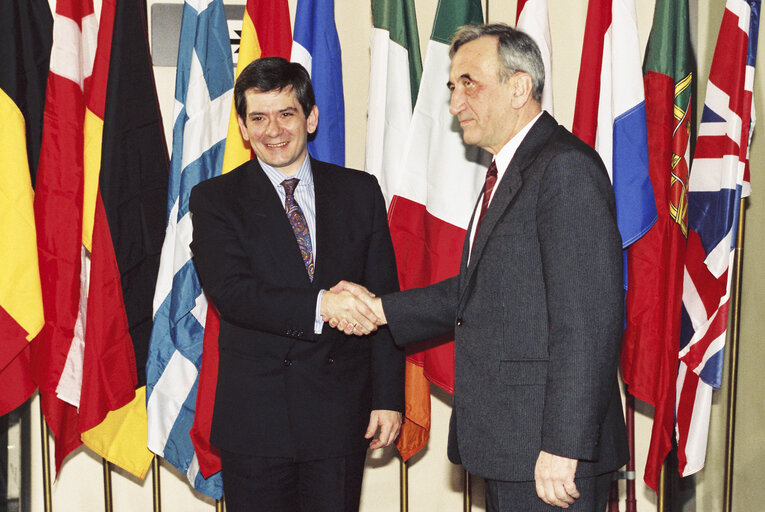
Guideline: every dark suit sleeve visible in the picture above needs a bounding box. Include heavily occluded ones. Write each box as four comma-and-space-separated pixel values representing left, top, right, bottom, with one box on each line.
536, 148, 624, 461
362, 179, 406, 412
382, 276, 459, 347
189, 184, 319, 341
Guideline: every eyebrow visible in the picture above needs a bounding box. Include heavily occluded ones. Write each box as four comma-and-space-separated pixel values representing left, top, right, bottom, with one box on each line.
248, 106, 299, 117
446, 73, 474, 88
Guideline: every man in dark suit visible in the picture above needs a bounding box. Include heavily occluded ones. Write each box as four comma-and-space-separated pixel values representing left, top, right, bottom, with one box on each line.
332, 25, 628, 510
189, 57, 404, 512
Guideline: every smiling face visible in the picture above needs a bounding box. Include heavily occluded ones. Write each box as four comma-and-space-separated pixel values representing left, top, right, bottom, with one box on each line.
237, 86, 318, 176
447, 36, 520, 155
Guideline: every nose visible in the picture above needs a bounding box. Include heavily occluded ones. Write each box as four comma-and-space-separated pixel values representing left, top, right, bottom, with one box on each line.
265, 117, 281, 137
449, 87, 464, 116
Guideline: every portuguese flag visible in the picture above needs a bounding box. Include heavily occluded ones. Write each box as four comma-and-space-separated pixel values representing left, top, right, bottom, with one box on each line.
620, 0, 693, 491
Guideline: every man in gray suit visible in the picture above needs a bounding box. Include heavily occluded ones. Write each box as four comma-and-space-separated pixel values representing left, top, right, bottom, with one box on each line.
332, 24, 628, 510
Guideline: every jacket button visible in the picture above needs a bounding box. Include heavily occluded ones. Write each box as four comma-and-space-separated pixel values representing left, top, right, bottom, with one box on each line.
456, 317, 463, 327
327, 357, 334, 364
282, 359, 292, 367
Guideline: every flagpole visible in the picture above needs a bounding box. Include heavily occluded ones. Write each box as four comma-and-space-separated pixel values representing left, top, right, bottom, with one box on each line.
152, 455, 161, 512
102, 459, 113, 512
657, 463, 667, 512
400, 458, 408, 512
39, 400, 52, 512
625, 394, 637, 512
215, 499, 224, 511
463, 469, 471, 512
723, 200, 746, 512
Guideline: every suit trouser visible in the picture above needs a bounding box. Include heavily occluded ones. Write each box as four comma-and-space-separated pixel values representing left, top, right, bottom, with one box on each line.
220, 449, 367, 512
485, 471, 613, 512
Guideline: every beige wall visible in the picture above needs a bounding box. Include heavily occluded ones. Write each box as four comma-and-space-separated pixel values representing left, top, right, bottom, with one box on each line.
27, 0, 764, 510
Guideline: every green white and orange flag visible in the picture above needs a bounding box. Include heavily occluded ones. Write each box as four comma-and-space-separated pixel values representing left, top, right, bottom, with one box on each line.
0, 0, 50, 416
364, 0, 425, 460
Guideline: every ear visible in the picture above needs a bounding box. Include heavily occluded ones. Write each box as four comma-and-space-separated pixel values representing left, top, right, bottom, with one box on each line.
237, 115, 250, 142
509, 72, 534, 108
306, 105, 319, 135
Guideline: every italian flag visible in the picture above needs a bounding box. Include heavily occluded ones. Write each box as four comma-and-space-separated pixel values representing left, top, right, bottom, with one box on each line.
375, 0, 487, 460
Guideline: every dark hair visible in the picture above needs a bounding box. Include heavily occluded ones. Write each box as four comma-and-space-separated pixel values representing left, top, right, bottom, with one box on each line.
234, 57, 316, 119
450, 24, 545, 102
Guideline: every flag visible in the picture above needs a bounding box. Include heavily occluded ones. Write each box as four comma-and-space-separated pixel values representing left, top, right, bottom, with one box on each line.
365, 0, 422, 201
0, 0, 50, 416
221, 0, 292, 173
77, 0, 167, 478
365, 0, 424, 458
384, 0, 488, 459
292, 0, 345, 166
677, 0, 759, 478
32, 0, 101, 469
146, 0, 233, 498
33, 0, 168, 476
620, 0, 693, 491
573, 0, 656, 252
189, 0, 292, 480
515, 0, 553, 114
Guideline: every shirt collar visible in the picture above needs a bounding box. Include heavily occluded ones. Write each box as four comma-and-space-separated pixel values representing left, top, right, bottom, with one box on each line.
493, 112, 543, 177
258, 155, 314, 189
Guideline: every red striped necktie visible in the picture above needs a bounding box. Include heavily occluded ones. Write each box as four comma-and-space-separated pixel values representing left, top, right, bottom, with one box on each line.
475, 160, 498, 236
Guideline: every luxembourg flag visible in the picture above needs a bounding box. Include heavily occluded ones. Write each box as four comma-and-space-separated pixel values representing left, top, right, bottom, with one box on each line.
573, 0, 656, 252
291, 0, 345, 165
145, 0, 233, 498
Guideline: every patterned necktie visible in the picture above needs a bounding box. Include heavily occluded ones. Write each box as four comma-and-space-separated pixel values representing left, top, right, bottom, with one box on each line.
475, 160, 498, 236
281, 178, 314, 281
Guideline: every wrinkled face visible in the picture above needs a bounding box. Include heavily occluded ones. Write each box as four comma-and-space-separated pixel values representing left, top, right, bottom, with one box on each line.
448, 36, 516, 155
237, 86, 318, 176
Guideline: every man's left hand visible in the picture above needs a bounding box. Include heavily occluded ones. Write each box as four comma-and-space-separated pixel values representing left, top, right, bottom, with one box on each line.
365, 409, 402, 449
534, 450, 580, 508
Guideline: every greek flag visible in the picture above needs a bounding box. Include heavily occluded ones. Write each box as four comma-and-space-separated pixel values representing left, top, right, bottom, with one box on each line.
146, 0, 233, 499
291, 0, 345, 165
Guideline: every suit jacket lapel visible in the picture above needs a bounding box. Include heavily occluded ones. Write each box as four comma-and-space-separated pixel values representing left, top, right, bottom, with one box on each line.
241, 159, 312, 286
458, 113, 559, 305
311, 159, 346, 288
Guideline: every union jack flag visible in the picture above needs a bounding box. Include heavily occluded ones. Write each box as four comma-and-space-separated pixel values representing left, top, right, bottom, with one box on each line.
676, 0, 760, 477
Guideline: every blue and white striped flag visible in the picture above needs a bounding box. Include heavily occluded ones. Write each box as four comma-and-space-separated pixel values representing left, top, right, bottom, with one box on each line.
145, 0, 233, 499
291, 0, 345, 165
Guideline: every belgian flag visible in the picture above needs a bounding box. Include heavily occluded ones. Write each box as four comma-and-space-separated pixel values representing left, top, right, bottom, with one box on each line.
0, 0, 50, 416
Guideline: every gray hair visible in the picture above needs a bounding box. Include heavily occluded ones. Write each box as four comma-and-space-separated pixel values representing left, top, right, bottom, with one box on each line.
449, 23, 545, 102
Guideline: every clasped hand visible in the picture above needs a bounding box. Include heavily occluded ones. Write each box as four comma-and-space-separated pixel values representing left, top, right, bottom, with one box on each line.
320, 281, 386, 335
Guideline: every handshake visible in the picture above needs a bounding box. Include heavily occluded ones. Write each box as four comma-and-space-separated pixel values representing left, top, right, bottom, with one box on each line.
320, 281, 387, 336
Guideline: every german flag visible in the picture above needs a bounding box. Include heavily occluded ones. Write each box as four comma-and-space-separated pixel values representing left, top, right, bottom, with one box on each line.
79, 0, 168, 478
0, 0, 50, 416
